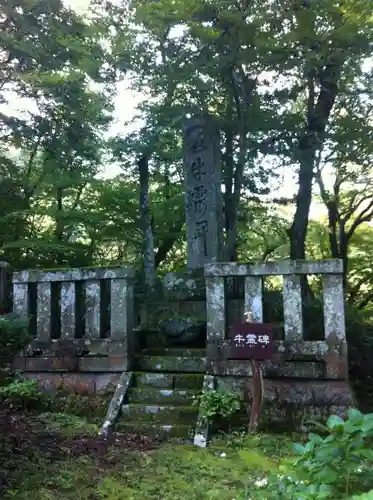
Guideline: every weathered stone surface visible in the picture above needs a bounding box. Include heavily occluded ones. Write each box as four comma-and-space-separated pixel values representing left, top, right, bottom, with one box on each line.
205, 259, 343, 277
183, 115, 223, 270
211, 404, 351, 432
12, 283, 28, 318
78, 357, 110, 372
116, 422, 193, 438
122, 404, 198, 424
173, 373, 205, 389
134, 372, 174, 389
206, 276, 226, 356
194, 374, 215, 448
24, 372, 95, 394
24, 357, 79, 372
137, 355, 206, 373
22, 339, 127, 357
12, 266, 135, 284
142, 348, 206, 357
159, 318, 206, 345
85, 280, 101, 338
206, 339, 345, 361
95, 373, 121, 394
163, 271, 206, 301
60, 373, 97, 394
23, 372, 64, 392
283, 275, 303, 341
99, 371, 132, 438
216, 378, 354, 406
36, 282, 51, 341
60, 281, 76, 339
209, 360, 325, 378
324, 349, 349, 380
323, 274, 346, 342
129, 388, 195, 405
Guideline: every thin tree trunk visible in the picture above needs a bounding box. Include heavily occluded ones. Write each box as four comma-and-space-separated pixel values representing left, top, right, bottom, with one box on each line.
289, 60, 341, 260
138, 155, 156, 289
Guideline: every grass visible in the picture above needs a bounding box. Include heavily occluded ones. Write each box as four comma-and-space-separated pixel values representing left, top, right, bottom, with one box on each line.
1, 411, 294, 500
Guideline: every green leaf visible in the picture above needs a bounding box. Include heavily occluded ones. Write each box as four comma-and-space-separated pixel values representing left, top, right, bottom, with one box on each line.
308, 433, 323, 444
293, 443, 306, 454
347, 408, 363, 421
327, 415, 345, 430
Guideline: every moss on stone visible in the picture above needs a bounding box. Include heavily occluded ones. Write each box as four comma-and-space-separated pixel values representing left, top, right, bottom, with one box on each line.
48, 392, 111, 421
129, 387, 196, 405
121, 404, 198, 425
138, 355, 206, 373
174, 373, 204, 389
116, 421, 194, 438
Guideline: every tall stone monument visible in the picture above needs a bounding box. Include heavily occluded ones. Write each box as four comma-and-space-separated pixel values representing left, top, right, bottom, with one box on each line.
183, 115, 223, 270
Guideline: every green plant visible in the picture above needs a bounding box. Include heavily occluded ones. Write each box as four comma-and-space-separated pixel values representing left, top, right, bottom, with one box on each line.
36, 412, 99, 437
193, 389, 241, 425
0, 314, 30, 367
0, 378, 47, 410
249, 409, 373, 499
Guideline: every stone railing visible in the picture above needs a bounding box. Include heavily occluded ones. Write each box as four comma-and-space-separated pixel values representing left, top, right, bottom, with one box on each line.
204, 259, 348, 380
12, 267, 135, 374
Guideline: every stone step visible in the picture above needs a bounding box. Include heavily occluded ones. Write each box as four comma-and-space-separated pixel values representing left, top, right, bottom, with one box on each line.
116, 421, 194, 439
121, 404, 198, 425
133, 372, 204, 390
129, 388, 196, 406
141, 348, 206, 357
136, 355, 206, 373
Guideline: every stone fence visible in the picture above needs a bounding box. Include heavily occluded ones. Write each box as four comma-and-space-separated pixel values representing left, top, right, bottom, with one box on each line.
10, 267, 135, 392
205, 260, 349, 381
12, 267, 134, 342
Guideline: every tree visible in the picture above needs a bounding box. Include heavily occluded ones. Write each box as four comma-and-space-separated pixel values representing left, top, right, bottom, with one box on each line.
314, 66, 373, 284
0, 0, 117, 268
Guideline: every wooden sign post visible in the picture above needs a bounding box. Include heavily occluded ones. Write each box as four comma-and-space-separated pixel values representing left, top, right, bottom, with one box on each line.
228, 315, 273, 433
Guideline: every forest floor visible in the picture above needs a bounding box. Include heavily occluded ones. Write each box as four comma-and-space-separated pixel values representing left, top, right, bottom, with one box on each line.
0, 405, 293, 500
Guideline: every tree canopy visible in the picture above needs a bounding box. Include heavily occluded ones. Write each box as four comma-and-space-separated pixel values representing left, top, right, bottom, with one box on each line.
1, 0, 373, 309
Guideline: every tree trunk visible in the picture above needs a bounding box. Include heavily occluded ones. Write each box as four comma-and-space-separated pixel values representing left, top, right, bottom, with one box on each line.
138, 155, 156, 289
289, 60, 341, 260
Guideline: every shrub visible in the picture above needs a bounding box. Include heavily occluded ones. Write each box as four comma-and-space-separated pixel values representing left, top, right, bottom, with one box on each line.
0, 378, 47, 410
0, 313, 30, 367
193, 389, 242, 425
248, 409, 373, 499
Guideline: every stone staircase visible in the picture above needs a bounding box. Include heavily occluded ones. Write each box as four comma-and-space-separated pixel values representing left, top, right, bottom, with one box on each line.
116, 348, 206, 438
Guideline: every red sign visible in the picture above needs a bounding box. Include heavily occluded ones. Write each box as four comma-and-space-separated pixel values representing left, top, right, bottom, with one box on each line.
228, 322, 273, 360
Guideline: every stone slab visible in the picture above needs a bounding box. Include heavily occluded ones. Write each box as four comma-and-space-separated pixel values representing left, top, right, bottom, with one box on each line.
122, 404, 198, 424
116, 422, 193, 438
216, 378, 355, 406
205, 260, 343, 277
183, 115, 223, 269
21, 339, 128, 357
12, 266, 134, 284
137, 355, 206, 373
208, 360, 325, 378
129, 388, 195, 405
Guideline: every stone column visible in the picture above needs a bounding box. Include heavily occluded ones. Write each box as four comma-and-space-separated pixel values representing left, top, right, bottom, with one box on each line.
183, 115, 223, 270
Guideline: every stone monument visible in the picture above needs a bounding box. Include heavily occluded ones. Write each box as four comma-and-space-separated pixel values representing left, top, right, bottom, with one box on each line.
141, 115, 226, 346
182, 115, 223, 269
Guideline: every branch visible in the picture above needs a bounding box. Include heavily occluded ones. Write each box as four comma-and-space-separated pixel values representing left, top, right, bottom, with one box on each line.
346, 198, 373, 241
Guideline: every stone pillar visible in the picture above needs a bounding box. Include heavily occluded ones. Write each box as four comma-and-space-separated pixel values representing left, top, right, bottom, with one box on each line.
183, 115, 223, 270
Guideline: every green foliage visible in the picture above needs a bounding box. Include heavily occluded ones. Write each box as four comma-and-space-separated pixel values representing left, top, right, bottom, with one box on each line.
249, 409, 373, 499
36, 412, 99, 437
193, 389, 241, 424
0, 314, 30, 367
0, 378, 46, 410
